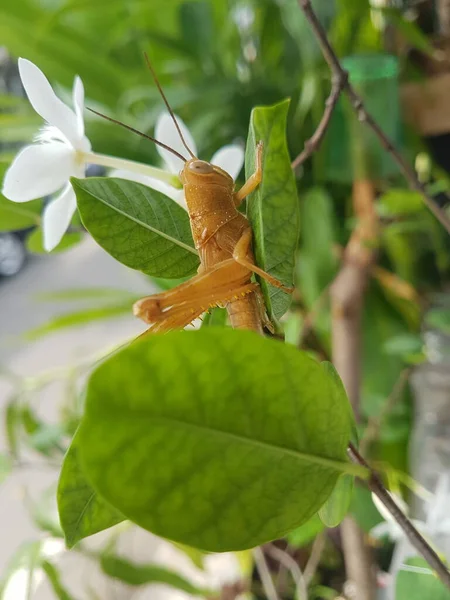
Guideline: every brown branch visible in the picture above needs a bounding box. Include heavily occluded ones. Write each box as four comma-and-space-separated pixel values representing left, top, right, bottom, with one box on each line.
348, 442, 450, 589
292, 74, 346, 169
295, 0, 450, 235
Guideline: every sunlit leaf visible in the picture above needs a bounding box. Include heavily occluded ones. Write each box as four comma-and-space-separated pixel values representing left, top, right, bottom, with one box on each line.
246, 100, 300, 323
75, 329, 358, 551
72, 178, 200, 278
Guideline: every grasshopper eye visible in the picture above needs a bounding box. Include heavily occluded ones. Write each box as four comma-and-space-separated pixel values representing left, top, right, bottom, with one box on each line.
189, 160, 214, 174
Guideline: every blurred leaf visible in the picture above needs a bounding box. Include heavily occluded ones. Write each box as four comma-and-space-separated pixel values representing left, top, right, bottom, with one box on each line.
29, 423, 66, 456
0, 540, 43, 597
42, 561, 76, 600
283, 312, 303, 346
200, 307, 227, 327
378, 189, 424, 216
100, 553, 209, 594
73, 178, 200, 278
25, 301, 133, 341
179, 1, 214, 65
396, 557, 450, 599
425, 308, 450, 334
246, 100, 300, 323
77, 329, 355, 551
0, 198, 41, 232
380, 7, 436, 57
286, 513, 325, 547
30, 485, 63, 538
350, 486, 383, 533
58, 431, 124, 548
172, 544, 205, 570
319, 474, 354, 528
383, 334, 423, 358
36, 287, 137, 303
0, 453, 12, 485
26, 228, 83, 254
5, 398, 21, 459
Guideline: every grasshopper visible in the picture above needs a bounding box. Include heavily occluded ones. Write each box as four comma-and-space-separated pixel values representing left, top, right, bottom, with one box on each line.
90, 55, 292, 334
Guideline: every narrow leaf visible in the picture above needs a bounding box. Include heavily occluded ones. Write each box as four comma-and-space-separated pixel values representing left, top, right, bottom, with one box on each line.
100, 553, 209, 595
72, 178, 200, 278
58, 431, 124, 548
246, 100, 299, 322
396, 557, 450, 599
42, 561, 76, 600
77, 329, 358, 551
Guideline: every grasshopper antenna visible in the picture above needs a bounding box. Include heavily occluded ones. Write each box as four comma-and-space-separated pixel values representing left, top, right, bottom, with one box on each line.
86, 107, 188, 163
144, 51, 196, 159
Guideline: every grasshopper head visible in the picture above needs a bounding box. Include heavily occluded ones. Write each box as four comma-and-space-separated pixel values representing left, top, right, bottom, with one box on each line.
181, 159, 234, 188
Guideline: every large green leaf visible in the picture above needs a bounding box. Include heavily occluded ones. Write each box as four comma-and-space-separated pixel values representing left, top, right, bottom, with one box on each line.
396, 557, 450, 600
75, 329, 360, 551
72, 178, 200, 278
58, 431, 124, 548
100, 553, 210, 595
245, 100, 300, 322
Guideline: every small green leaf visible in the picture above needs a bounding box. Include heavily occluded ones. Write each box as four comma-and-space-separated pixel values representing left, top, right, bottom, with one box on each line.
77, 329, 359, 551
378, 189, 424, 216
0, 201, 41, 232
100, 553, 209, 595
72, 178, 200, 278
25, 302, 133, 340
201, 307, 227, 327
286, 514, 325, 548
42, 561, 76, 600
246, 100, 300, 323
58, 431, 124, 548
425, 309, 450, 335
319, 474, 354, 528
0, 452, 12, 485
396, 557, 450, 599
26, 228, 82, 254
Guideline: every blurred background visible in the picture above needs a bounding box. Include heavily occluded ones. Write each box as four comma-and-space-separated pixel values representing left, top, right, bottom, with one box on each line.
2, 0, 450, 598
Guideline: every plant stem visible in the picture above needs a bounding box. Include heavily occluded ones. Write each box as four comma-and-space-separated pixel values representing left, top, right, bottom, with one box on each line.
253, 547, 280, 600
295, 0, 450, 234
82, 151, 181, 187
348, 442, 450, 589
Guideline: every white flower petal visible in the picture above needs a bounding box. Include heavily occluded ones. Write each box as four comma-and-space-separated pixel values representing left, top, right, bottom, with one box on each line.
155, 112, 197, 173
2, 142, 78, 202
42, 185, 77, 251
211, 144, 244, 181
72, 75, 85, 138
111, 169, 187, 209
18, 58, 80, 147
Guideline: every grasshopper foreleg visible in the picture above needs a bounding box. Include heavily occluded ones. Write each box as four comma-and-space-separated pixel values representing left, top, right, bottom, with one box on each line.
234, 141, 263, 206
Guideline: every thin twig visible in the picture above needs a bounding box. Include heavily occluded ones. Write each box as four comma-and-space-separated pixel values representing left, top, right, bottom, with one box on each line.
359, 368, 412, 456
303, 531, 326, 586
253, 547, 280, 600
266, 544, 308, 600
295, 0, 450, 234
348, 442, 450, 589
292, 74, 346, 169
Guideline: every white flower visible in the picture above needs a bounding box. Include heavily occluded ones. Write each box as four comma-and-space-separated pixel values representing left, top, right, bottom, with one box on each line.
112, 112, 245, 209
2, 58, 91, 251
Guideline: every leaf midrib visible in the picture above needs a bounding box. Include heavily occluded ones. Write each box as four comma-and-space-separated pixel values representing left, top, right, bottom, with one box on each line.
93, 410, 364, 478
75, 181, 199, 256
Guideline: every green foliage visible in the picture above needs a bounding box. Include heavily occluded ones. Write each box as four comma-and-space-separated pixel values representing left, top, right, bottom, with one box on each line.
287, 514, 325, 548
246, 100, 300, 323
99, 552, 210, 594
72, 178, 200, 278
26, 228, 82, 254
70, 328, 357, 551
396, 557, 450, 599
58, 431, 124, 548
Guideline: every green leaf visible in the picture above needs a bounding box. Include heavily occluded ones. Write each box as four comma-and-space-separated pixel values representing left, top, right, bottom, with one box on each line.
72, 178, 200, 278
179, 1, 214, 64
380, 8, 436, 57
350, 486, 383, 533
246, 100, 300, 323
0, 203, 41, 232
286, 513, 325, 547
26, 228, 82, 254
425, 309, 450, 335
25, 302, 133, 341
396, 557, 450, 600
58, 431, 124, 548
76, 328, 359, 551
0, 541, 44, 597
42, 561, 76, 600
200, 307, 227, 327
36, 287, 137, 303
319, 474, 354, 528
100, 553, 209, 595
0, 453, 12, 485
378, 189, 424, 216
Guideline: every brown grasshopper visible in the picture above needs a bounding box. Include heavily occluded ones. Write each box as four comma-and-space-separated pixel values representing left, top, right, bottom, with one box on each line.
90, 55, 292, 334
